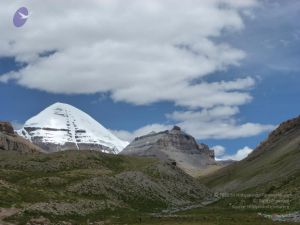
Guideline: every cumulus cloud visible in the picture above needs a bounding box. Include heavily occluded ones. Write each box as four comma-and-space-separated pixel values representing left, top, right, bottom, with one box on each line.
215, 146, 253, 161
111, 124, 171, 142
0, 0, 257, 109
167, 106, 275, 139
212, 145, 226, 157
114, 118, 274, 141
113, 105, 274, 141
0, 0, 273, 141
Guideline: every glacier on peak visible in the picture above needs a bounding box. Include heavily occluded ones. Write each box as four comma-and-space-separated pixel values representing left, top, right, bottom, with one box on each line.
18, 102, 128, 153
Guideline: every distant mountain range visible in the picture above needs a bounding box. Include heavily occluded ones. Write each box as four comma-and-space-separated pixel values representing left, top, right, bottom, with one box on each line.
17, 103, 128, 154
1, 106, 299, 224
15, 103, 219, 175
2, 102, 299, 194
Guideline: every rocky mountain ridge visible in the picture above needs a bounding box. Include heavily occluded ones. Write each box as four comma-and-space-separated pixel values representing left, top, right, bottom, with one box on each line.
0, 121, 44, 153
121, 126, 217, 176
200, 114, 300, 201
247, 115, 300, 161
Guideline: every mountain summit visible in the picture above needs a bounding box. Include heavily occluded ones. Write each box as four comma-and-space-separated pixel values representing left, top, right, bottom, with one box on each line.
121, 126, 217, 176
18, 103, 128, 153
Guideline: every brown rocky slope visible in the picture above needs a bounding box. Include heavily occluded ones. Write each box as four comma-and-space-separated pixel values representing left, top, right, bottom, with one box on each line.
121, 126, 217, 176
200, 115, 300, 208
0, 121, 44, 153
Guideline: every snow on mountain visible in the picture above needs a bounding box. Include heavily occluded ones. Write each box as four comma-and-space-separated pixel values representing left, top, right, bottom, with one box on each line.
18, 102, 129, 153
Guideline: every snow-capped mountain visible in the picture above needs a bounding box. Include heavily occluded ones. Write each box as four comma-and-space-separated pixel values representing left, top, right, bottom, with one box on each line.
18, 102, 128, 153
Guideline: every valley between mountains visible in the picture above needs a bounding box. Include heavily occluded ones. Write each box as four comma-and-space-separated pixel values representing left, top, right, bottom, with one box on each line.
0, 103, 299, 225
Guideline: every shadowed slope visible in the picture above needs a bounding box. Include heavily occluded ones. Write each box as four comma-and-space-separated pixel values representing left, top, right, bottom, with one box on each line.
200, 115, 300, 195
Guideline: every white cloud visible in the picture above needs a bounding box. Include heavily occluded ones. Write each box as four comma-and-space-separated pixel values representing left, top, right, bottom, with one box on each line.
179, 121, 274, 139
0, 0, 273, 141
113, 105, 274, 141
113, 106, 274, 141
0, 0, 258, 109
167, 106, 240, 122
11, 121, 24, 130
212, 145, 226, 157
167, 106, 274, 139
216, 146, 253, 161
111, 124, 171, 142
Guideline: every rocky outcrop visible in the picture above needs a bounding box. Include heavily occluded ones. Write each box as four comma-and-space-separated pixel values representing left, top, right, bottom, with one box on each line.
199, 143, 215, 159
0, 121, 44, 153
0, 122, 14, 135
121, 126, 216, 175
247, 115, 300, 161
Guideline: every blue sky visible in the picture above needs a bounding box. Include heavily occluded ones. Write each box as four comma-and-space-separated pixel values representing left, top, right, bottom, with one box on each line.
0, 0, 299, 160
